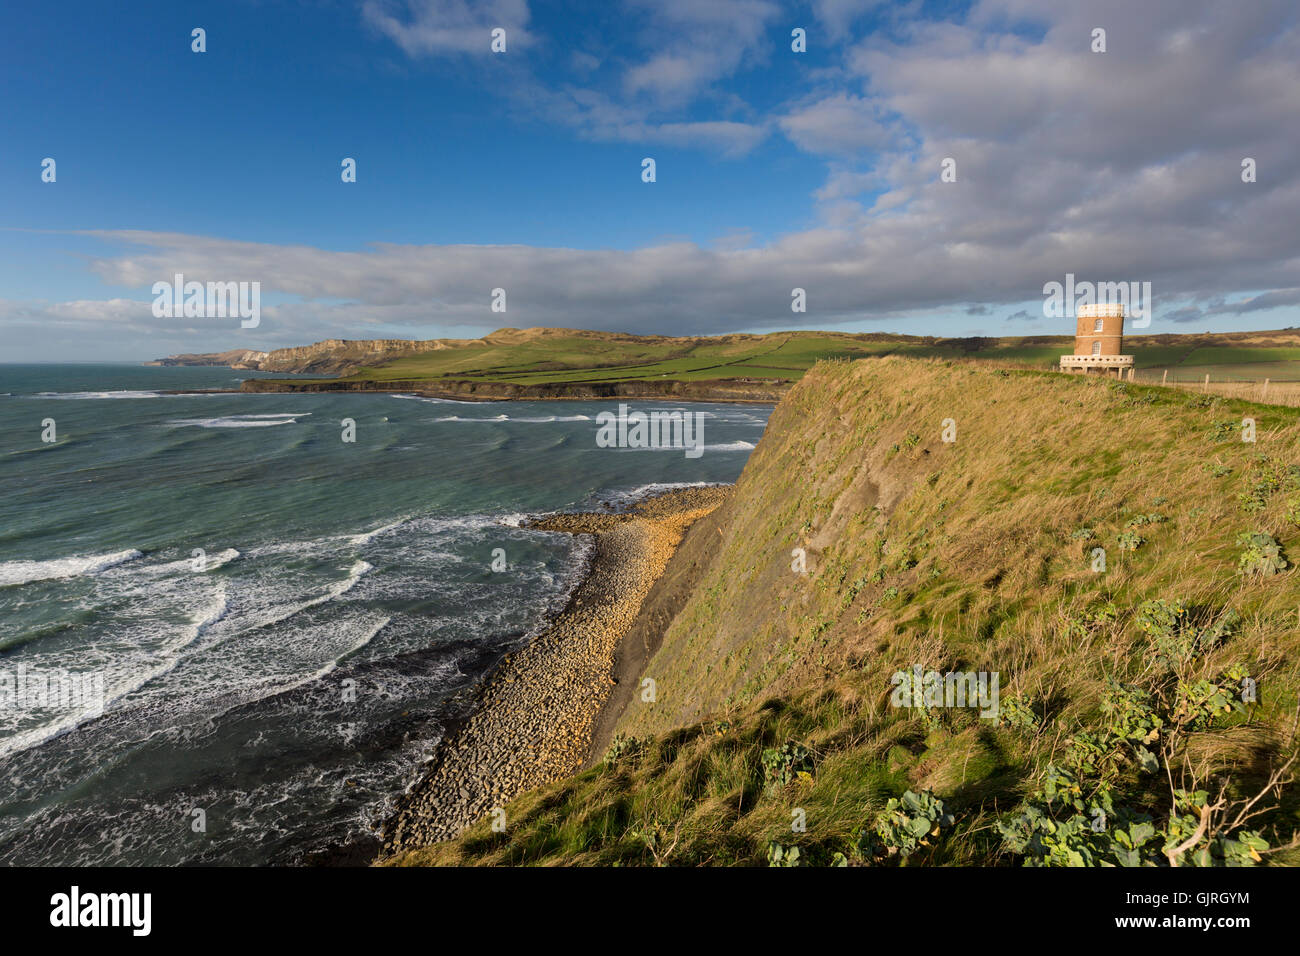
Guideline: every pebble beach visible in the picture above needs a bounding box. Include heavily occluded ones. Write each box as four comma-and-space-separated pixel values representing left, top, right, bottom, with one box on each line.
379, 485, 729, 855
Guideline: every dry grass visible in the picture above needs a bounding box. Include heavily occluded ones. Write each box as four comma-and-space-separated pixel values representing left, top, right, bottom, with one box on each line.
1151, 378, 1300, 408
384, 357, 1300, 867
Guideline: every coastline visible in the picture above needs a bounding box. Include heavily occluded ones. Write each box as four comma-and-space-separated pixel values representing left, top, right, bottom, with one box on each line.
238, 376, 789, 404
377, 484, 729, 859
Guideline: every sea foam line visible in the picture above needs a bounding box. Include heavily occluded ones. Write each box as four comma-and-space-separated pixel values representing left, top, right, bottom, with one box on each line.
0, 549, 143, 588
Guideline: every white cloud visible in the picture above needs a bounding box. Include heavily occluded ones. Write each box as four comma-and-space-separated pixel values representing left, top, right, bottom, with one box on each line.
362, 0, 533, 55
779, 94, 899, 155
10, 0, 1300, 355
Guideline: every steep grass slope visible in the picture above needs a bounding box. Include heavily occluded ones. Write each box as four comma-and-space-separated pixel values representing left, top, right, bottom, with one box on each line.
385, 358, 1300, 866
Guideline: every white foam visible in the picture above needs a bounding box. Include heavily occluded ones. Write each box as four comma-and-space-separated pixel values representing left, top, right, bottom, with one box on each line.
166, 413, 310, 428
0, 582, 230, 759
222, 560, 373, 634
432, 413, 597, 423
596, 481, 730, 510
705, 441, 757, 452
349, 518, 410, 546
135, 548, 241, 577
29, 390, 164, 399
279, 614, 392, 688
388, 393, 481, 406
0, 549, 142, 587
616, 440, 755, 453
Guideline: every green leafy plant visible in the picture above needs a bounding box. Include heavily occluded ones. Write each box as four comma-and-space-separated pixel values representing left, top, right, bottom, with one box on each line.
1137, 601, 1239, 669
864, 790, 954, 863
1236, 532, 1289, 578
1125, 513, 1167, 528
766, 842, 801, 867
761, 741, 814, 793
1117, 529, 1144, 551
1238, 486, 1269, 514
604, 733, 644, 765
995, 695, 1039, 732
1060, 601, 1118, 640
1208, 420, 1238, 442
999, 624, 1268, 868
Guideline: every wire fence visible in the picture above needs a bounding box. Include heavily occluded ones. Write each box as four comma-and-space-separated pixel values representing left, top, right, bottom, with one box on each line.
1130, 369, 1300, 407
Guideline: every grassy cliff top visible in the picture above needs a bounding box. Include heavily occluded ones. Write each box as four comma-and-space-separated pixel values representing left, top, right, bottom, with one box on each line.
384, 356, 1300, 867
236, 325, 1300, 387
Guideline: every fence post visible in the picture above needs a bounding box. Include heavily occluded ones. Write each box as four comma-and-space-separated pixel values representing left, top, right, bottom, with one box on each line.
1262, 378, 1270, 401
1162, 369, 1168, 386
1204, 373, 1210, 392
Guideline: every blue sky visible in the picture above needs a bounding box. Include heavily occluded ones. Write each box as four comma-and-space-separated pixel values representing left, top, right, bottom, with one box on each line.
3, 0, 1300, 360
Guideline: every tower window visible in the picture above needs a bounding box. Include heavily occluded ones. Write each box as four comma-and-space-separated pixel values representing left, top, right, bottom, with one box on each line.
1094, 318, 1104, 332
1092, 341, 1102, 355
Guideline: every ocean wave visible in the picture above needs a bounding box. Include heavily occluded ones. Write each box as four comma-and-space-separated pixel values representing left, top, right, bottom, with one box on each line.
165, 413, 310, 428
349, 517, 411, 546
0, 548, 142, 588
615, 440, 755, 453
0, 582, 230, 759
592, 481, 731, 510
388, 393, 482, 406
27, 390, 165, 400
133, 548, 241, 577
433, 414, 591, 423
224, 560, 373, 634
705, 441, 757, 451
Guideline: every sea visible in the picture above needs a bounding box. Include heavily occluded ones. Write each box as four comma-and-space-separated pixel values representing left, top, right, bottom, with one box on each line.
0, 364, 768, 865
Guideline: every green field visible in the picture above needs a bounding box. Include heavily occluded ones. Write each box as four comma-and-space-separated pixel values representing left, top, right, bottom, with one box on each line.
342, 332, 914, 385
261, 327, 1300, 391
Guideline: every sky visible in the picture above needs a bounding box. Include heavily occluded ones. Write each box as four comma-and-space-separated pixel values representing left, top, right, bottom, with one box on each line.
2, 0, 1300, 361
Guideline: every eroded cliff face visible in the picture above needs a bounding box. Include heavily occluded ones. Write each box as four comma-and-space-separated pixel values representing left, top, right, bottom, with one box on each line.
606, 356, 1300, 742
145, 349, 269, 368
151, 336, 485, 375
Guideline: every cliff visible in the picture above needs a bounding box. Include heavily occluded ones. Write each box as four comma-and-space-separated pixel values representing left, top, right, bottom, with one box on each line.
149, 337, 481, 375
145, 348, 269, 368
385, 356, 1300, 867
239, 375, 790, 403
152, 326, 957, 383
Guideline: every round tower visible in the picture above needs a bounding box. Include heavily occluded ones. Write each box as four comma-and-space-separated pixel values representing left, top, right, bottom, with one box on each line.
1060, 303, 1133, 377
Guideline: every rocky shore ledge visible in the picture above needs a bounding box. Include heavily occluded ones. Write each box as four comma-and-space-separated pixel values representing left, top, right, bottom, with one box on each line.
377, 485, 729, 858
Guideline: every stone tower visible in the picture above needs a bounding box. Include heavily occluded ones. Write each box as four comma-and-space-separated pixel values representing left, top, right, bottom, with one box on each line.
1059, 303, 1133, 377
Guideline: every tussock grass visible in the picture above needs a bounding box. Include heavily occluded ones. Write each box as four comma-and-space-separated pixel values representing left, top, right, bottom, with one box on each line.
383, 357, 1300, 867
